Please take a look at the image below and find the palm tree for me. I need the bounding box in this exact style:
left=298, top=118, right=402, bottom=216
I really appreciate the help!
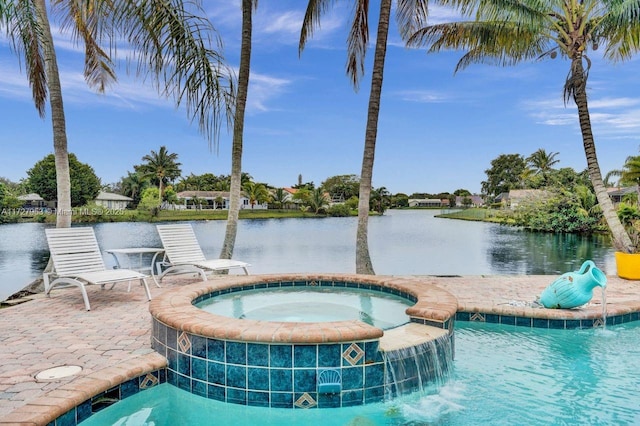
left=221, top=0, right=256, bottom=261
left=618, top=155, right=640, bottom=207
left=300, top=0, right=429, bottom=274
left=120, top=171, right=148, bottom=207
left=527, top=149, right=560, bottom=185
left=137, top=146, right=182, bottom=206
left=272, top=188, right=289, bottom=210
left=242, top=181, right=269, bottom=209
left=308, top=188, right=329, bottom=214
left=408, top=0, right=639, bottom=253
left=2, top=1, right=233, bottom=228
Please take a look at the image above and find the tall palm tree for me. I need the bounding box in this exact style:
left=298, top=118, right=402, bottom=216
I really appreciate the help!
left=300, top=0, right=429, bottom=274
left=619, top=155, right=640, bottom=207
left=221, top=0, right=256, bottom=261
left=2, top=0, right=234, bottom=228
left=527, top=149, right=560, bottom=185
left=408, top=0, right=639, bottom=253
left=137, top=146, right=182, bottom=205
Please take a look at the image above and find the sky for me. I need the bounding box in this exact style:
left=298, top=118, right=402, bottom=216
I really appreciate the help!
left=1, top=1, right=639, bottom=196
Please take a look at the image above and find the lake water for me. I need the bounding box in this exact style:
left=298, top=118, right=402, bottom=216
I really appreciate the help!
left=0, top=209, right=616, bottom=301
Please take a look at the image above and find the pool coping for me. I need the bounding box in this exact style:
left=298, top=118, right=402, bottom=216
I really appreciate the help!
left=149, top=274, right=459, bottom=344
left=2, top=274, right=639, bottom=425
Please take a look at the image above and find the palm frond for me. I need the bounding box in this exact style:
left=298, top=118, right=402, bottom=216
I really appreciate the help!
left=108, top=0, right=235, bottom=148
left=298, top=0, right=334, bottom=55
left=54, top=0, right=117, bottom=92
left=396, top=0, right=429, bottom=41
left=346, top=0, right=369, bottom=89
left=409, top=21, right=548, bottom=72
left=4, top=0, right=48, bottom=117
left=600, top=0, right=640, bottom=60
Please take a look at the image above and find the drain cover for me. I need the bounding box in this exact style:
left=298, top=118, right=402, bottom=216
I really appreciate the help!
left=35, top=365, right=82, bottom=380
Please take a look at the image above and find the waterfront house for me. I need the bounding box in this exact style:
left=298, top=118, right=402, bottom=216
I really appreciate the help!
left=95, top=192, right=133, bottom=210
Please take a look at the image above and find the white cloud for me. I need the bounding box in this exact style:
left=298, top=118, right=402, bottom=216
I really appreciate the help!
left=394, top=89, right=451, bottom=103
left=247, top=72, right=292, bottom=113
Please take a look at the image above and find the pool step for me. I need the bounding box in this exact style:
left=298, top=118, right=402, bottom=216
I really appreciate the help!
left=379, top=323, right=448, bottom=352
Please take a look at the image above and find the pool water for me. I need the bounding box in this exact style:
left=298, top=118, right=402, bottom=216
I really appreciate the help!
left=81, top=321, right=640, bottom=425
left=196, top=287, right=413, bottom=330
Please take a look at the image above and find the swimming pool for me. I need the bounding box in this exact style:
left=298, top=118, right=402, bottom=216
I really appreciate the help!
left=196, top=287, right=413, bottom=329
left=80, top=321, right=640, bottom=425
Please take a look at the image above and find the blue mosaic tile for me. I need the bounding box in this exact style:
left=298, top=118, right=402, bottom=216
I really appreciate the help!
left=294, top=345, right=317, bottom=368
left=248, top=391, right=270, bottom=407
left=342, top=366, right=363, bottom=390
left=364, top=341, right=383, bottom=363
left=533, top=318, right=549, bottom=329
left=334, top=281, right=346, bottom=287
left=281, top=281, right=294, bottom=287
left=485, top=314, right=500, bottom=324
left=247, top=343, right=269, bottom=367
left=294, top=369, right=316, bottom=393
left=191, top=335, right=207, bottom=359
left=270, top=345, right=293, bottom=368
left=191, top=357, right=206, bottom=381
left=55, top=409, right=75, bottom=426
left=270, top=369, right=293, bottom=392
left=207, top=361, right=225, bottom=385
left=177, top=375, right=191, bottom=392
left=515, top=316, right=532, bottom=327
left=318, top=344, right=341, bottom=367
left=159, top=368, right=166, bottom=384
left=565, top=319, right=581, bottom=329
left=207, top=339, right=225, bottom=362
left=76, top=399, right=92, bottom=423
left=178, top=353, right=191, bottom=376
left=226, top=341, right=247, bottom=365
left=456, top=312, right=471, bottom=321
left=120, top=378, right=138, bottom=399
left=192, top=380, right=207, bottom=398
left=247, top=367, right=270, bottom=391
left=166, top=369, right=177, bottom=386
left=227, top=388, right=247, bottom=405
left=500, top=315, right=516, bottom=326
left=166, top=328, right=177, bottom=350
left=317, top=392, right=340, bottom=408
left=548, top=319, right=566, bottom=329
left=342, top=389, right=364, bottom=407
left=207, top=384, right=225, bottom=401
left=364, top=386, right=384, bottom=404
left=271, top=392, right=293, bottom=408
left=226, top=365, right=247, bottom=388
left=364, top=364, right=385, bottom=388
left=167, top=349, right=177, bottom=371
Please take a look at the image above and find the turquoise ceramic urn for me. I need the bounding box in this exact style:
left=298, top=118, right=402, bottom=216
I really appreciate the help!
left=540, top=260, right=607, bottom=309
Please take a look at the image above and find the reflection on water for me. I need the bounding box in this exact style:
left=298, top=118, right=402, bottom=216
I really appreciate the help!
left=0, top=210, right=616, bottom=300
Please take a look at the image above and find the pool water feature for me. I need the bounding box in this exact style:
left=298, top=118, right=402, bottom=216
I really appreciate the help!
left=149, top=274, right=458, bottom=408
left=196, top=286, right=414, bottom=329
left=81, top=321, right=640, bottom=425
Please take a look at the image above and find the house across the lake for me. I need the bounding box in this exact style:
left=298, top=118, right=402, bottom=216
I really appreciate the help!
left=176, top=191, right=267, bottom=210
left=95, top=192, right=133, bottom=210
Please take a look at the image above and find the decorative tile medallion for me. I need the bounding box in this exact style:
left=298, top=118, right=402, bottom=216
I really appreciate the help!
left=470, top=313, right=486, bottom=322
left=139, top=373, right=159, bottom=389
left=294, top=392, right=317, bottom=409
left=342, top=343, right=364, bottom=366
left=593, top=318, right=605, bottom=328
left=178, top=332, right=192, bottom=353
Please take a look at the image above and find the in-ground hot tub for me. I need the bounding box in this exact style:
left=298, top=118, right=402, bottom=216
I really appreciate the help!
left=150, top=274, right=458, bottom=409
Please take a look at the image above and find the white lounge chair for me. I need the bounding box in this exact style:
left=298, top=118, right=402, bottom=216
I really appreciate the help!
left=44, top=227, right=152, bottom=311
left=156, top=224, right=250, bottom=281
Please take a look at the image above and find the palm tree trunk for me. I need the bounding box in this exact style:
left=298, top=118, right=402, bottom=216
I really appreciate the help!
left=573, top=59, right=634, bottom=253
left=221, top=0, right=252, bottom=260
left=355, top=0, right=391, bottom=275
left=34, top=0, right=71, bottom=228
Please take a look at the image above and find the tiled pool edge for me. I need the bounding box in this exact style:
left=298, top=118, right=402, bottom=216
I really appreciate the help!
left=2, top=353, right=167, bottom=426
left=149, top=274, right=458, bottom=409
left=456, top=310, right=640, bottom=328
